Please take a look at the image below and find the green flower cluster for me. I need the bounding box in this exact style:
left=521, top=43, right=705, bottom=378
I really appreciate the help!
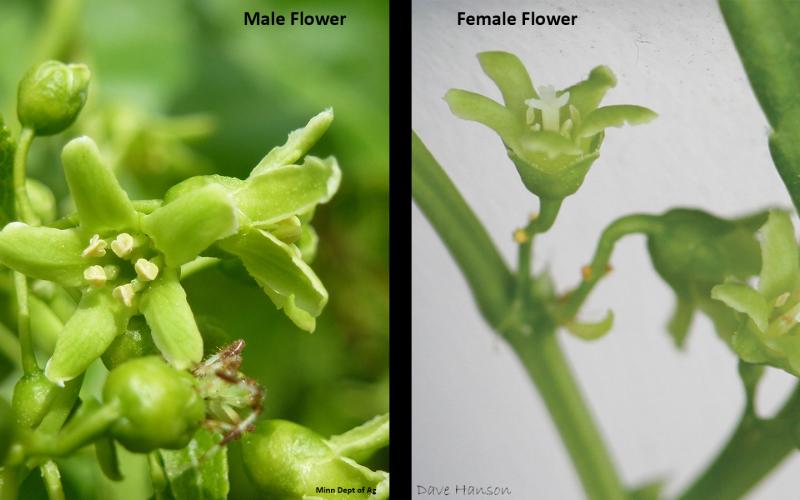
left=0, top=108, right=339, bottom=385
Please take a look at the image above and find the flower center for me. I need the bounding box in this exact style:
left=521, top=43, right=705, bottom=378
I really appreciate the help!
left=525, top=85, right=570, bottom=133
left=81, top=232, right=162, bottom=307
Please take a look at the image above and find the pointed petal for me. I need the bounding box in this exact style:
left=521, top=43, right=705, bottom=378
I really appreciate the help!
left=477, top=51, right=536, bottom=120
left=297, top=224, right=318, bottom=263
left=667, top=298, right=695, bottom=348
left=0, top=223, right=86, bottom=287
left=444, top=89, right=522, bottom=145
left=562, top=66, right=617, bottom=117
left=236, top=156, right=340, bottom=227
left=711, top=282, right=770, bottom=332
left=45, top=288, right=130, bottom=385
left=564, top=310, right=614, bottom=340
left=162, top=174, right=244, bottom=204
left=577, top=105, right=657, bottom=138
left=142, top=184, right=240, bottom=267
left=758, top=210, right=799, bottom=300
left=61, top=137, right=138, bottom=235
left=218, top=229, right=327, bottom=332
left=140, top=269, right=203, bottom=370
left=251, top=109, right=333, bottom=176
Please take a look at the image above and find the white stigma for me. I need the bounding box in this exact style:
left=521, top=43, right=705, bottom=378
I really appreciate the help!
left=82, top=234, right=107, bottom=258
left=134, top=258, right=159, bottom=281
left=111, top=233, right=135, bottom=258
left=112, top=283, right=136, bottom=307
left=525, top=86, right=570, bottom=132
left=83, top=265, right=107, bottom=287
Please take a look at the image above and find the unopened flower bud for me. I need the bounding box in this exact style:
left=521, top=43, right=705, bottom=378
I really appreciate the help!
left=17, top=61, right=90, bottom=135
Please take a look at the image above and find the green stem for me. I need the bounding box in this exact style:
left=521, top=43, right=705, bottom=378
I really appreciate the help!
left=505, top=327, right=626, bottom=500
left=557, top=214, right=663, bottom=322
left=412, top=131, right=513, bottom=327
left=13, top=272, right=35, bottom=374
left=0, top=465, right=19, bottom=500
left=180, top=257, right=220, bottom=280
left=514, top=199, right=562, bottom=302
left=40, top=461, right=64, bottom=500
left=13, top=128, right=35, bottom=225
left=678, top=384, right=800, bottom=500
left=27, top=401, right=121, bottom=458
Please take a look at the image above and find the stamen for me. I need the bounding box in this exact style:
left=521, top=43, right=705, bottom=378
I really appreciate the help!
left=560, top=118, right=573, bottom=137
left=83, top=265, right=107, bottom=287
left=110, top=233, right=135, bottom=258
left=112, top=283, right=136, bottom=307
left=525, top=86, right=570, bottom=132
left=82, top=234, right=107, bottom=258
left=513, top=228, right=530, bottom=244
left=134, top=258, right=159, bottom=281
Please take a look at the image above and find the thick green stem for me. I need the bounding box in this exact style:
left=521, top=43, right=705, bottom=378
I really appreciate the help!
left=557, top=214, right=663, bottom=322
left=412, top=131, right=513, bottom=327
left=678, top=384, right=800, bottom=500
left=506, top=327, right=626, bottom=500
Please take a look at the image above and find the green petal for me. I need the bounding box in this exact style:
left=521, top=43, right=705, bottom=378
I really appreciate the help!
left=0, top=224, right=86, bottom=287
left=297, top=224, right=319, bottom=263
left=264, top=216, right=302, bottom=244
left=758, top=210, right=799, bottom=300
left=476, top=51, right=536, bottom=120
left=29, top=295, right=63, bottom=356
left=236, top=156, right=341, bottom=227
left=140, top=269, right=203, bottom=370
left=562, top=66, right=617, bottom=117
left=564, top=310, right=614, bottom=340
left=251, top=109, right=334, bottom=176
left=45, top=288, right=130, bottom=385
left=61, top=137, right=138, bottom=235
left=444, top=89, right=521, bottom=144
left=163, top=174, right=245, bottom=204
left=667, top=298, right=695, bottom=348
left=711, top=283, right=770, bottom=332
left=577, top=105, right=657, bottom=138
left=519, top=131, right=582, bottom=159
left=218, top=229, right=328, bottom=332
left=143, top=184, right=240, bottom=267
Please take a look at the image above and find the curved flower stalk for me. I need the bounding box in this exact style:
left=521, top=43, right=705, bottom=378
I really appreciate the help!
left=711, top=210, right=800, bottom=376
left=445, top=51, right=656, bottom=202
left=0, top=110, right=340, bottom=385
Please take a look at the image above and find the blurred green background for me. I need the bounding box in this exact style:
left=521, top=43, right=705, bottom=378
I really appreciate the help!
left=0, top=0, right=388, bottom=497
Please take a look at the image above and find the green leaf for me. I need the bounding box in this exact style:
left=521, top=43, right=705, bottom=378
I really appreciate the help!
left=578, top=105, right=657, bottom=138
left=720, top=0, right=800, bottom=128
left=711, top=282, right=769, bottom=332
left=45, top=288, right=130, bottom=385
left=476, top=51, right=536, bottom=120
left=143, top=184, right=240, bottom=267
left=768, top=114, right=800, bottom=214
left=564, top=310, right=614, bottom=340
left=327, top=414, right=389, bottom=464
left=140, top=269, right=203, bottom=370
left=562, top=65, right=617, bottom=118
left=444, top=89, right=521, bottom=143
left=158, top=428, right=228, bottom=500
left=0, top=116, right=15, bottom=227
left=251, top=109, right=334, bottom=176
left=0, top=224, right=86, bottom=287
left=218, top=229, right=328, bottom=332
left=236, top=156, right=341, bottom=227
left=628, top=480, right=664, bottom=500
left=61, top=137, right=138, bottom=236
left=757, top=210, right=798, bottom=301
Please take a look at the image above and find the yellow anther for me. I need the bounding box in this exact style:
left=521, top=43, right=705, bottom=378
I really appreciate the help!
left=134, top=258, right=159, bottom=281
left=81, top=234, right=107, bottom=258
left=581, top=265, right=593, bottom=281
left=83, top=265, right=107, bottom=287
left=112, top=283, right=136, bottom=307
left=513, top=229, right=530, bottom=244
left=111, top=233, right=135, bottom=258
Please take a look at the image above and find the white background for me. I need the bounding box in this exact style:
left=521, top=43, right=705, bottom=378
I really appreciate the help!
left=412, top=0, right=800, bottom=498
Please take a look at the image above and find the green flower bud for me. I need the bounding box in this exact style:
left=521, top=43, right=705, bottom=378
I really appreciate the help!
left=17, top=61, right=90, bottom=136
left=101, top=316, right=157, bottom=371
left=103, top=356, right=204, bottom=453
left=646, top=208, right=765, bottom=347
left=12, top=369, right=58, bottom=428
left=241, top=420, right=387, bottom=499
